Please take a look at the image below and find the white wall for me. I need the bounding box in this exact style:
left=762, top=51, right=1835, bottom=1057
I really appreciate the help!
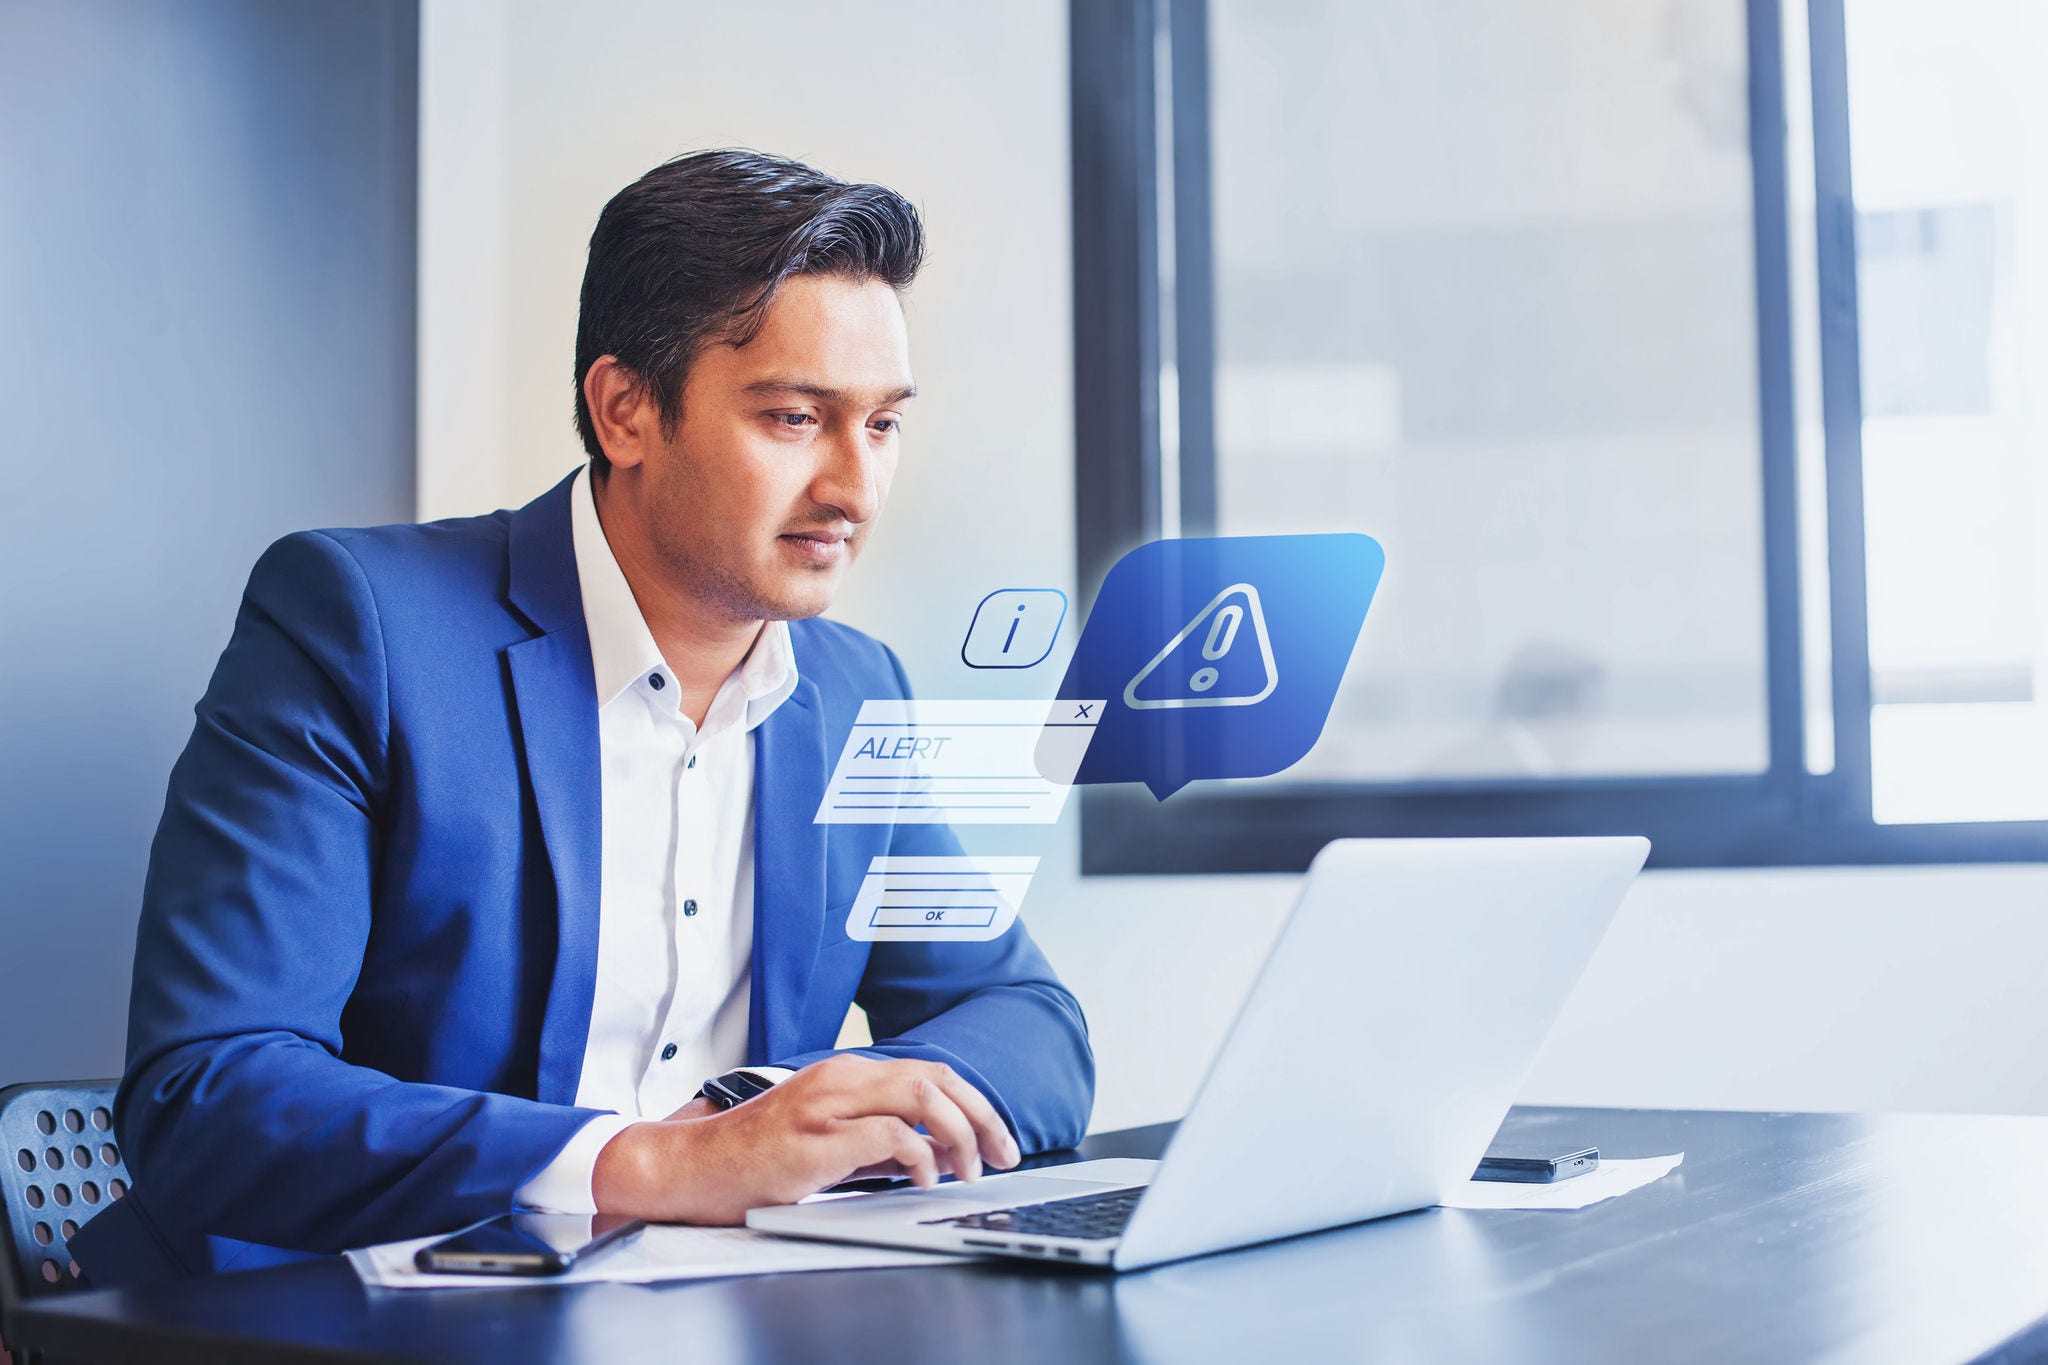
left=420, top=0, right=2048, bottom=1135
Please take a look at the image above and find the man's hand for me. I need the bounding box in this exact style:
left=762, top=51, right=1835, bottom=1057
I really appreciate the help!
left=590, top=1054, right=1022, bottom=1224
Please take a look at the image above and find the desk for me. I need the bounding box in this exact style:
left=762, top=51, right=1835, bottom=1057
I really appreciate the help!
left=17, top=1107, right=2048, bottom=1364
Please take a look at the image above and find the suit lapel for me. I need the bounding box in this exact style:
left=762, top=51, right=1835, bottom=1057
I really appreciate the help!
left=749, top=674, right=829, bottom=1063
left=504, top=473, right=603, bottom=1107
left=503, top=471, right=838, bottom=1088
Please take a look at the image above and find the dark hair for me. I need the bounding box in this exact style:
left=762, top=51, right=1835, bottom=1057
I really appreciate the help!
left=573, top=149, right=926, bottom=468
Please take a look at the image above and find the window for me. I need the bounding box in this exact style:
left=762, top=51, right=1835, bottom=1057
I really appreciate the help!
left=1069, top=0, right=2048, bottom=871
left=1843, top=0, right=2048, bottom=827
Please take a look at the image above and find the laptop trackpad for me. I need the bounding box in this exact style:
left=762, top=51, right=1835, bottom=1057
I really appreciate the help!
left=798, top=1158, right=1160, bottom=1222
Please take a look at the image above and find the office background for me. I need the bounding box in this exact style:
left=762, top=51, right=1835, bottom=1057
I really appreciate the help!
left=3, top=0, right=2044, bottom=1136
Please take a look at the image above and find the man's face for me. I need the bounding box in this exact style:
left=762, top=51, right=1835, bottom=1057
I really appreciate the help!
left=635, top=272, right=914, bottom=623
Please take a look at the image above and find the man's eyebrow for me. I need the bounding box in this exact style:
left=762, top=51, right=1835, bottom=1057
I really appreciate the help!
left=742, top=378, right=918, bottom=405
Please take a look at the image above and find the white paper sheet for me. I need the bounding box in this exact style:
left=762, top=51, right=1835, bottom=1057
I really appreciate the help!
left=346, top=1222, right=965, bottom=1290
left=1439, top=1152, right=1684, bottom=1211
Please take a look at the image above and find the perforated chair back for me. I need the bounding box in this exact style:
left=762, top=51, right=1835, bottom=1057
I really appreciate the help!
left=0, top=1081, right=129, bottom=1311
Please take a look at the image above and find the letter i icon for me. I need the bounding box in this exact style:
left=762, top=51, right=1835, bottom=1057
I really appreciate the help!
left=962, top=589, right=1069, bottom=669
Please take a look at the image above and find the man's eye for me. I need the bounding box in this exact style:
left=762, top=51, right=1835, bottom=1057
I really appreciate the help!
left=775, top=413, right=816, bottom=428
left=870, top=418, right=899, bottom=434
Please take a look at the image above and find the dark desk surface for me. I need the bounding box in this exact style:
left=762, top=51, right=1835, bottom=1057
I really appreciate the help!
left=18, top=1106, right=2048, bottom=1365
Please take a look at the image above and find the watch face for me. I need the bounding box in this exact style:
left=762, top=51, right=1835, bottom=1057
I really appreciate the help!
left=702, top=1071, right=772, bottom=1109
left=724, top=1072, right=773, bottom=1101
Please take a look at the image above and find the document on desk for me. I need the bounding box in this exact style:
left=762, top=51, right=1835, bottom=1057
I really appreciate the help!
left=347, top=1222, right=966, bottom=1290
left=1440, top=1152, right=1684, bottom=1211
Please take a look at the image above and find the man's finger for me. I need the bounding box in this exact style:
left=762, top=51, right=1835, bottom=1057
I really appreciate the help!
left=893, top=1074, right=982, bottom=1183
left=915, top=1063, right=1019, bottom=1169
left=847, top=1135, right=952, bottom=1184
left=846, top=1115, right=937, bottom=1189
left=799, top=1056, right=1020, bottom=1172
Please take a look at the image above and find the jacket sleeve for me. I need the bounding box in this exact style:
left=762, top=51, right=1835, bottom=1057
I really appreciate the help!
left=766, top=647, right=1096, bottom=1155
left=115, top=531, right=606, bottom=1255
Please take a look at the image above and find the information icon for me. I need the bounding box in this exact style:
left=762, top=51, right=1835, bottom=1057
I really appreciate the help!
left=961, top=588, right=1067, bottom=669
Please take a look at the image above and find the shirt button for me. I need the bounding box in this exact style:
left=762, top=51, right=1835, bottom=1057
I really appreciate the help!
left=686, top=754, right=697, bottom=770
left=661, top=1042, right=678, bottom=1061
left=683, top=898, right=699, bottom=918
left=648, top=673, right=666, bottom=691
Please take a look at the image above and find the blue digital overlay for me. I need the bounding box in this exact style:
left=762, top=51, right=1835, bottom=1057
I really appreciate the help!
left=1045, top=534, right=1384, bottom=799
left=961, top=588, right=1068, bottom=669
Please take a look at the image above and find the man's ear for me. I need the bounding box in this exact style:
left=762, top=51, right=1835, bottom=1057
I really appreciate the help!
left=582, top=356, right=660, bottom=472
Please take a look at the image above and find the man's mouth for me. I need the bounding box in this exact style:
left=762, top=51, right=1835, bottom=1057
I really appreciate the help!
left=780, top=529, right=851, bottom=565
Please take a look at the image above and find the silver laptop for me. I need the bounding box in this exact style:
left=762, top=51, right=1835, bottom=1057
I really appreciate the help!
left=748, top=835, right=1649, bottom=1272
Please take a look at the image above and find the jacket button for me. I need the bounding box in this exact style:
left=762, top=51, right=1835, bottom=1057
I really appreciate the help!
left=682, top=899, right=699, bottom=918
left=661, top=1043, right=678, bottom=1061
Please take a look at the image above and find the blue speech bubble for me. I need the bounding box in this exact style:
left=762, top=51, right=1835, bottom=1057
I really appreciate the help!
left=1047, top=534, right=1383, bottom=799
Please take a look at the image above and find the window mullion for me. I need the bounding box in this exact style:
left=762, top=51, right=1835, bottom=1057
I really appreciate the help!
left=1748, top=0, right=1813, bottom=810
left=1806, top=0, right=1876, bottom=823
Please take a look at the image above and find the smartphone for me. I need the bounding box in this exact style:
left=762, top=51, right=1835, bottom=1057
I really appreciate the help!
left=1472, top=1147, right=1599, bottom=1183
left=414, top=1212, right=647, bottom=1276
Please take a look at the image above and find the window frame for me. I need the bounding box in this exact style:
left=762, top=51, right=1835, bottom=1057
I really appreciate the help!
left=1068, top=0, right=2048, bottom=873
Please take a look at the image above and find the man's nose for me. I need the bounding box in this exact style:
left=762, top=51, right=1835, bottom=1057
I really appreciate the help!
left=811, top=426, right=880, bottom=525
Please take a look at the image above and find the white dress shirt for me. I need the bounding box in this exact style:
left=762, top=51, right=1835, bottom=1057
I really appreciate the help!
left=514, top=464, right=798, bottom=1213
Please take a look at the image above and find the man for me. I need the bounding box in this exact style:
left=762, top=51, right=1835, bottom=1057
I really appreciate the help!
left=75, top=150, right=1094, bottom=1282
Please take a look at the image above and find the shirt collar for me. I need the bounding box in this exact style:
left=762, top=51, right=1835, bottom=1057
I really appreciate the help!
left=569, top=463, right=798, bottom=729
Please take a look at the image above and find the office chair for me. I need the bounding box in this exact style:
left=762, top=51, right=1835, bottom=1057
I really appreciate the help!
left=0, top=1081, right=129, bottom=1365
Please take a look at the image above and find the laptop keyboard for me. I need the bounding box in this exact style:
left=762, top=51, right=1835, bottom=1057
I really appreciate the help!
left=921, top=1186, right=1145, bottom=1242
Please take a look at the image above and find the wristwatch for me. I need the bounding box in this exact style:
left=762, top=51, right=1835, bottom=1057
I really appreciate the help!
left=696, top=1066, right=794, bottom=1110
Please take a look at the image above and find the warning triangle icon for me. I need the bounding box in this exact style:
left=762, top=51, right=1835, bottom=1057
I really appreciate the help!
left=1122, top=582, right=1278, bottom=710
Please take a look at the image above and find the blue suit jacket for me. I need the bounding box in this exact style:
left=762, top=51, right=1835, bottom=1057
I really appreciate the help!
left=75, top=472, right=1093, bottom=1283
